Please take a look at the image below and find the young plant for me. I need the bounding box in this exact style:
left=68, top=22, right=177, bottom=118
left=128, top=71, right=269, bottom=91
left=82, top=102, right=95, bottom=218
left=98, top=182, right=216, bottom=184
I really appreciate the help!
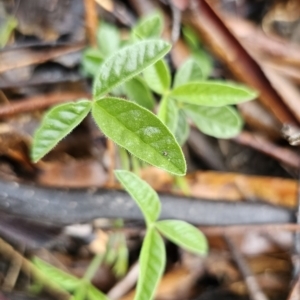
left=82, top=13, right=257, bottom=148
left=31, top=40, right=186, bottom=176
left=31, top=221, right=128, bottom=300
left=32, top=256, right=108, bottom=300
left=115, top=170, right=208, bottom=300
left=31, top=16, right=257, bottom=300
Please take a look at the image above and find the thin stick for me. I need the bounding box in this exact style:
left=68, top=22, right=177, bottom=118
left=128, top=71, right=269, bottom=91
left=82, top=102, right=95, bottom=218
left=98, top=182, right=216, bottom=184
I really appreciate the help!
left=233, top=131, right=300, bottom=169
left=107, top=262, right=139, bottom=300
left=1, top=245, right=23, bottom=291
left=0, top=92, right=90, bottom=118
left=0, top=238, right=70, bottom=300
left=225, top=235, right=269, bottom=300
left=169, top=1, right=182, bottom=44
left=200, top=224, right=300, bottom=236
left=83, top=0, right=98, bottom=48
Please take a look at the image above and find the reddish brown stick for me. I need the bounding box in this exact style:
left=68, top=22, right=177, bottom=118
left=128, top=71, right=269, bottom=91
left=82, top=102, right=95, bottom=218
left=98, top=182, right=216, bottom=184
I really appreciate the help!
left=84, top=0, right=98, bottom=47
left=0, top=92, right=91, bottom=118
left=184, top=0, right=298, bottom=125
left=200, top=224, right=300, bottom=236
left=233, top=131, right=300, bottom=169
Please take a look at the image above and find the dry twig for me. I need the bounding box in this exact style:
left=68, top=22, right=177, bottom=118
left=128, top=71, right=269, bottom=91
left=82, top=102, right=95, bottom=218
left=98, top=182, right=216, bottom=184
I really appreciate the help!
left=201, top=224, right=300, bottom=236
left=83, top=0, right=98, bottom=47
left=225, top=235, right=269, bottom=300
left=0, top=238, right=70, bottom=300
left=0, top=92, right=90, bottom=118
left=107, top=262, right=139, bottom=300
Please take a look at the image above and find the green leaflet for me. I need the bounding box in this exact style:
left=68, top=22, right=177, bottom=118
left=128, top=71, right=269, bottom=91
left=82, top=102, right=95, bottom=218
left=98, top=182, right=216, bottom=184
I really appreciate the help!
left=74, top=283, right=88, bottom=300
left=124, top=77, right=155, bottom=110
left=184, top=104, right=243, bottom=138
left=0, top=16, right=17, bottom=48
left=174, top=109, right=190, bottom=146
left=97, top=22, right=120, bottom=57
left=135, top=228, right=165, bottom=300
left=92, top=98, right=186, bottom=176
left=115, top=170, right=161, bottom=225
left=170, top=81, right=258, bottom=106
left=32, top=257, right=81, bottom=291
left=82, top=47, right=104, bottom=77
left=182, top=26, right=199, bottom=51
left=86, top=284, right=109, bottom=300
left=155, top=220, right=208, bottom=255
left=182, top=26, right=213, bottom=80
left=193, top=51, right=213, bottom=80
left=33, top=258, right=108, bottom=300
left=143, top=59, right=171, bottom=95
left=132, top=11, right=163, bottom=40
left=158, top=96, right=178, bottom=133
left=173, top=57, right=203, bottom=88
left=93, top=40, right=171, bottom=99
left=31, top=100, right=92, bottom=162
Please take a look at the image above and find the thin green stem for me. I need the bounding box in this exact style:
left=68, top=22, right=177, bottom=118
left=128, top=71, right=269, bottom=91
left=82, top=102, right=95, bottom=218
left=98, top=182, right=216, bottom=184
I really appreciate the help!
left=83, top=253, right=104, bottom=282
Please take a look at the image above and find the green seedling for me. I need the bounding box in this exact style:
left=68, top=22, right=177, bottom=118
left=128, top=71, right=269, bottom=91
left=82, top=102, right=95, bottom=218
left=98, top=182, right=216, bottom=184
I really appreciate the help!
left=32, top=39, right=186, bottom=176
left=31, top=12, right=258, bottom=300
left=32, top=256, right=108, bottom=300
left=115, top=170, right=208, bottom=300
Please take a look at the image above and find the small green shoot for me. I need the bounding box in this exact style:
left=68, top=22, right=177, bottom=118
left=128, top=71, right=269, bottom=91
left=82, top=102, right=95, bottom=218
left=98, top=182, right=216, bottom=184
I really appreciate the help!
left=32, top=257, right=108, bottom=300
left=31, top=40, right=186, bottom=176
left=115, top=170, right=208, bottom=300
left=30, top=14, right=259, bottom=300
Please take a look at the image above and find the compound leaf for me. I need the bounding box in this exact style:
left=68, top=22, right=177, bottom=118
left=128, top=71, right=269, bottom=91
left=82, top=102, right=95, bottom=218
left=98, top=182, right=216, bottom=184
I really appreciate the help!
left=134, top=228, right=165, bottom=300
left=184, top=104, right=243, bottom=138
left=174, top=109, right=190, bottom=145
left=132, top=11, right=163, bottom=40
left=173, top=57, right=203, bottom=88
left=158, top=96, right=178, bottom=133
left=115, top=170, right=161, bottom=225
left=170, top=81, right=258, bottom=106
left=92, top=97, right=186, bottom=175
left=143, top=59, right=171, bottom=95
left=124, top=77, right=155, bottom=110
left=31, top=100, right=91, bottom=162
left=93, top=40, right=171, bottom=99
left=155, top=220, right=208, bottom=255
left=32, top=257, right=81, bottom=291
